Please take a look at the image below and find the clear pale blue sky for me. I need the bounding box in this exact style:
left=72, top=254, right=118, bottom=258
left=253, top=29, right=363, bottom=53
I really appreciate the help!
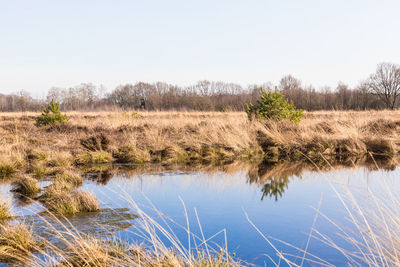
left=1, top=0, right=400, bottom=97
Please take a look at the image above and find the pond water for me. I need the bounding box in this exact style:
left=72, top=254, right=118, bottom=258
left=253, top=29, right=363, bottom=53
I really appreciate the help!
left=2, top=162, right=399, bottom=266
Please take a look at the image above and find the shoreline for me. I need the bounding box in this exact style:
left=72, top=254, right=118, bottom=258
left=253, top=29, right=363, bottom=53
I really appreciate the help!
left=1, top=110, right=400, bottom=180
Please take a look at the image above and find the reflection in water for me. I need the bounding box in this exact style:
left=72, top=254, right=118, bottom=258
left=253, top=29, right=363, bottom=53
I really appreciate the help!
left=247, top=162, right=306, bottom=201
left=13, top=194, right=36, bottom=207
left=2, top=158, right=400, bottom=266
left=260, top=177, right=289, bottom=201
left=82, top=157, right=400, bottom=202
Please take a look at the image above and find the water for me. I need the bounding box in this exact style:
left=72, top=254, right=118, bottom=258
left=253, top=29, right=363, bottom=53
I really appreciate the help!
left=2, top=162, right=399, bottom=266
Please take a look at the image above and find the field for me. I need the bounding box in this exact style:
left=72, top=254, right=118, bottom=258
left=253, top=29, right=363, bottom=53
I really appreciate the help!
left=0, top=110, right=399, bottom=176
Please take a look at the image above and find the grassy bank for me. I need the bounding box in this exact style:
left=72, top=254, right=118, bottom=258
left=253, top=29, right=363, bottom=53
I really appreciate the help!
left=1, top=110, right=399, bottom=176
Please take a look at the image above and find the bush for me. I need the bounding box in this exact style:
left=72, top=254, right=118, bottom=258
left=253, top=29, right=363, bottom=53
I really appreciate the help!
left=245, top=87, right=303, bottom=123
left=36, top=99, right=67, bottom=126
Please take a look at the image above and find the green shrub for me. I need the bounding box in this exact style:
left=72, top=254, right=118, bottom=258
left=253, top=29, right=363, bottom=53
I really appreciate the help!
left=245, top=87, right=303, bottom=123
left=36, top=99, right=67, bottom=126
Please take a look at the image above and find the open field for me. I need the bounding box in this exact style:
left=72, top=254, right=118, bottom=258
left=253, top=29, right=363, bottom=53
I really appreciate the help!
left=0, top=110, right=399, bottom=179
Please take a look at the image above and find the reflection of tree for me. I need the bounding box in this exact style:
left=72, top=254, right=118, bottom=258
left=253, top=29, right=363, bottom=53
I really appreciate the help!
left=247, top=162, right=306, bottom=201
left=260, top=175, right=290, bottom=201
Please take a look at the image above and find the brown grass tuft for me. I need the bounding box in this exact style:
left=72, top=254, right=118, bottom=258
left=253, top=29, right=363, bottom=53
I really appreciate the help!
left=42, top=190, right=100, bottom=215
left=12, top=176, right=41, bottom=198
left=0, top=223, right=37, bottom=263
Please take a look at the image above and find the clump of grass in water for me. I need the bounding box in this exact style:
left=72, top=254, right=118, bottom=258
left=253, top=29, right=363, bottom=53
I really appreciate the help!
left=12, top=176, right=41, bottom=198
left=42, top=191, right=100, bottom=215
left=55, top=171, right=83, bottom=187
left=40, top=171, right=82, bottom=200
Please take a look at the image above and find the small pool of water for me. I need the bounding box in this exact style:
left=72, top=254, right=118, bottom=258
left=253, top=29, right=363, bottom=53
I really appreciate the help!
left=2, top=162, right=398, bottom=266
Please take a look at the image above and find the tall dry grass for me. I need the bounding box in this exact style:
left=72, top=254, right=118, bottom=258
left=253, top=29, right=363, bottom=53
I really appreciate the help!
left=0, top=110, right=399, bottom=170
left=0, top=195, right=244, bottom=267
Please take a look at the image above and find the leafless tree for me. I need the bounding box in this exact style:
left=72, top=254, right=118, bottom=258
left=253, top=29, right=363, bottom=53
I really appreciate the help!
left=368, top=62, right=400, bottom=109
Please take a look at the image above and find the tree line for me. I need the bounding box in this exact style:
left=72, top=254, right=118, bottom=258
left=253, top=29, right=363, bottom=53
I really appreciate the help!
left=1, top=62, right=400, bottom=112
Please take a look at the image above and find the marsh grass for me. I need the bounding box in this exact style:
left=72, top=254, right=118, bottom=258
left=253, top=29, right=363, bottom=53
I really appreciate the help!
left=0, top=200, right=11, bottom=220
left=12, top=176, right=41, bottom=198
left=0, top=163, right=17, bottom=179
left=55, top=171, right=83, bottom=187
left=314, top=178, right=400, bottom=266
left=2, top=110, right=400, bottom=176
left=0, top=223, right=38, bottom=263
left=113, top=146, right=151, bottom=164
left=0, top=192, right=243, bottom=266
left=42, top=191, right=100, bottom=215
left=76, top=150, right=114, bottom=165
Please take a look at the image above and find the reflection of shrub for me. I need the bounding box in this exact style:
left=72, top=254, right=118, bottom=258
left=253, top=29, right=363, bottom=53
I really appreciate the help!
left=245, top=88, right=303, bottom=123
left=36, top=99, right=67, bottom=126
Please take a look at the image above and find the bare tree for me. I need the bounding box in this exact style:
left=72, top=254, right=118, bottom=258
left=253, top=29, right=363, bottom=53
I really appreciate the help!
left=279, top=75, right=302, bottom=91
left=368, top=62, right=400, bottom=109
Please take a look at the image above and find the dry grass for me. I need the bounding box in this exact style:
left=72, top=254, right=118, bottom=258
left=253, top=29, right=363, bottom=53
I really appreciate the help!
left=41, top=190, right=100, bottom=215
left=0, top=200, right=11, bottom=220
left=0, top=194, right=243, bottom=266
left=55, top=170, right=83, bottom=187
left=0, top=223, right=38, bottom=263
left=12, top=175, right=41, bottom=198
left=1, top=110, right=399, bottom=182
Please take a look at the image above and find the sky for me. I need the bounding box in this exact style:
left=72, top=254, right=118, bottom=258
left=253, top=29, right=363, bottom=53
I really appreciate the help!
left=1, top=0, right=400, bottom=97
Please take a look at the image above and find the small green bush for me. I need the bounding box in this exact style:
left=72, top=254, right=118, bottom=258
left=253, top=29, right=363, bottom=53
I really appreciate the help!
left=245, top=87, right=303, bottom=123
left=36, top=99, right=67, bottom=126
